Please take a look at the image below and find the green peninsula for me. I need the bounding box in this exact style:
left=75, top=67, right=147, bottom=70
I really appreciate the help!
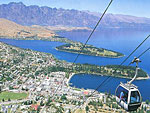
left=56, top=43, right=124, bottom=58
left=72, top=64, right=149, bottom=79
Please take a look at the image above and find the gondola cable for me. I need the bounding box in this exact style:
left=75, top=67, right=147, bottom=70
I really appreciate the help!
left=134, top=46, right=150, bottom=63
left=120, top=34, right=150, bottom=66
left=72, top=0, right=113, bottom=64
left=52, top=0, right=114, bottom=97
left=90, top=34, right=150, bottom=96
left=72, top=34, right=150, bottom=112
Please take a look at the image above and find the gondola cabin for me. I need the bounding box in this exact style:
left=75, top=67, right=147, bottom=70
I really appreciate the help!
left=115, top=82, right=142, bottom=111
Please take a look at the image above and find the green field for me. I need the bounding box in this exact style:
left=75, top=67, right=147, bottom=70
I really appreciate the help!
left=0, top=91, right=28, bottom=101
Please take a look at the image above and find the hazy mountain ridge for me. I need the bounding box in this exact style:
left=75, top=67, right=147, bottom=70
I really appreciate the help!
left=0, top=2, right=150, bottom=29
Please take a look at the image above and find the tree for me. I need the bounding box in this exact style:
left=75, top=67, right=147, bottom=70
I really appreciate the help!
left=24, top=101, right=28, bottom=105
left=37, top=106, right=40, bottom=113
left=78, top=101, right=81, bottom=106
left=144, top=106, right=147, bottom=111
left=146, top=100, right=149, bottom=104
left=40, top=100, right=44, bottom=106
left=65, top=73, right=69, bottom=79
left=86, top=106, right=89, bottom=112
left=0, top=86, right=2, bottom=93
left=35, top=97, right=39, bottom=101
left=46, top=97, right=52, bottom=106
left=68, top=109, right=71, bottom=113
left=2, top=98, right=4, bottom=102
left=8, top=98, right=11, bottom=101
left=61, top=95, right=67, bottom=100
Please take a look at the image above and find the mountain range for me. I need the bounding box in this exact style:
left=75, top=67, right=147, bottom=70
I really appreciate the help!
left=0, top=2, right=150, bottom=29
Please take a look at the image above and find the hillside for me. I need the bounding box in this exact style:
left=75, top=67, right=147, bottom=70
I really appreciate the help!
left=0, top=18, right=91, bottom=39
left=0, top=2, right=150, bottom=29
left=0, top=18, right=55, bottom=38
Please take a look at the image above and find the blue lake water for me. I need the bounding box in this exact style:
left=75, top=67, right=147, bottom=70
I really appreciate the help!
left=0, top=29, right=150, bottom=100
left=69, top=74, right=150, bottom=101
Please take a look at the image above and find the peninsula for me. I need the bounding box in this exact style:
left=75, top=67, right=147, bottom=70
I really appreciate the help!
left=72, top=64, right=149, bottom=79
left=56, top=43, right=124, bottom=58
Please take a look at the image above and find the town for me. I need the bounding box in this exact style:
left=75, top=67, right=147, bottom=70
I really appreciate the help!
left=0, top=42, right=150, bottom=113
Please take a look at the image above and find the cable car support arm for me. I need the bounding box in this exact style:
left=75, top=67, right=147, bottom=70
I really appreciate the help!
left=128, top=57, right=141, bottom=84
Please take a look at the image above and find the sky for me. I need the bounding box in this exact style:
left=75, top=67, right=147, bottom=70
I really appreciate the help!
left=0, top=0, right=150, bottom=18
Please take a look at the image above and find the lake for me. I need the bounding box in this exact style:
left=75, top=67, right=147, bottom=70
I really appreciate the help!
left=0, top=29, right=150, bottom=100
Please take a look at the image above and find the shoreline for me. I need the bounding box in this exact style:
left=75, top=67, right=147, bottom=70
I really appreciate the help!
left=66, top=73, right=75, bottom=87
left=136, top=74, right=150, bottom=80
left=68, top=72, right=150, bottom=81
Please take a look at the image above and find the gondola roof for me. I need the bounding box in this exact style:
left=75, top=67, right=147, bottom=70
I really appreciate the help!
left=120, top=82, right=138, bottom=91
